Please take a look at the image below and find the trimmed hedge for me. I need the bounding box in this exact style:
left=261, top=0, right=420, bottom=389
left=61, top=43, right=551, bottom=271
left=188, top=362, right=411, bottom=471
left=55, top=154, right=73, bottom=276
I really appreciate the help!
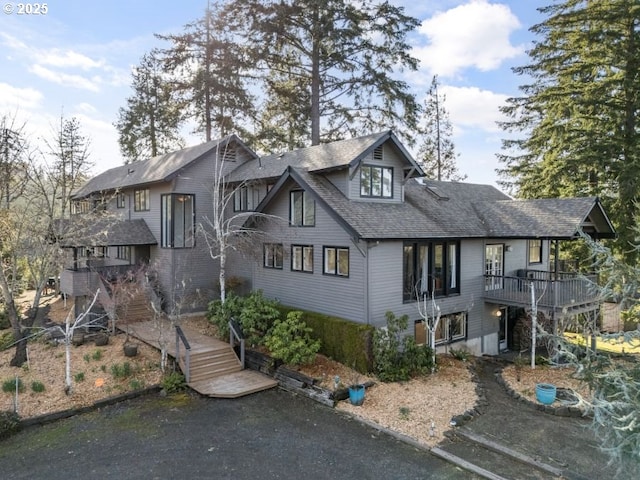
left=277, top=306, right=374, bottom=373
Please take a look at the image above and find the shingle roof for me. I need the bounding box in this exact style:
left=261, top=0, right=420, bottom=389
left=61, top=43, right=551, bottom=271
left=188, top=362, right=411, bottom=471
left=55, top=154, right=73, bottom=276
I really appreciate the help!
left=258, top=170, right=615, bottom=240
left=475, top=197, right=614, bottom=239
left=228, top=131, right=422, bottom=182
left=73, top=135, right=254, bottom=199
left=54, top=218, right=157, bottom=247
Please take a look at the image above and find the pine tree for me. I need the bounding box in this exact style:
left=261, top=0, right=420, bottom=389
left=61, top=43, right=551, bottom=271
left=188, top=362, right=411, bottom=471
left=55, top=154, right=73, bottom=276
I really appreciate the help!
left=498, top=0, right=640, bottom=262
left=222, top=0, right=421, bottom=147
left=417, top=76, right=466, bottom=182
left=45, top=115, right=93, bottom=218
left=156, top=1, right=255, bottom=142
left=115, top=51, right=186, bottom=163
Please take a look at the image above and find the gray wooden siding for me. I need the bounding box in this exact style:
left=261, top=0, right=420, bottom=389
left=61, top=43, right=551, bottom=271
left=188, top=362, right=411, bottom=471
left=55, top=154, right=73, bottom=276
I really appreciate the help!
left=369, top=240, right=487, bottom=340
left=252, top=178, right=367, bottom=323
left=347, top=142, right=405, bottom=203
left=324, top=170, right=348, bottom=196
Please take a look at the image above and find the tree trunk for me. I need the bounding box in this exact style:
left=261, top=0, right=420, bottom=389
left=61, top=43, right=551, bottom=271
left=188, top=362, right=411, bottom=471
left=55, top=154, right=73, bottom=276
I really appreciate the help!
left=310, top=7, right=321, bottom=146
left=0, top=266, right=26, bottom=367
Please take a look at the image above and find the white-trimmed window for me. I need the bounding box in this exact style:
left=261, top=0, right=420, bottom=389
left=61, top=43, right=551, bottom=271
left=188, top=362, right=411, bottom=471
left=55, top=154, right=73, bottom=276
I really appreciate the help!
left=264, top=243, right=283, bottom=269
left=323, top=246, right=349, bottom=277
left=116, top=192, right=125, bottom=209
left=292, top=245, right=313, bottom=273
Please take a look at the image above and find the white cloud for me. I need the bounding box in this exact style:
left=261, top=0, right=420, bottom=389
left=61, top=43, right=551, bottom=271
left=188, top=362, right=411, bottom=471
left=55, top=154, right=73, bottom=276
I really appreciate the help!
left=29, top=64, right=101, bottom=92
left=40, top=50, right=105, bottom=70
left=0, top=82, right=43, bottom=110
left=414, top=0, right=523, bottom=78
left=439, top=85, right=509, bottom=134
left=75, top=102, right=98, bottom=114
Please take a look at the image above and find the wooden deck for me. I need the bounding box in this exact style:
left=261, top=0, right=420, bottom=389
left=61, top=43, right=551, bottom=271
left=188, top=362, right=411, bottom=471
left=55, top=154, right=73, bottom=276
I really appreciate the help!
left=124, top=320, right=278, bottom=398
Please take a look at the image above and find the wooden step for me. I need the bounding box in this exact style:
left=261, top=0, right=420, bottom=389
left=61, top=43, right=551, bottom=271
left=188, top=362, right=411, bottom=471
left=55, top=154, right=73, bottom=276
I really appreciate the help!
left=189, top=370, right=279, bottom=398
left=126, top=320, right=278, bottom=398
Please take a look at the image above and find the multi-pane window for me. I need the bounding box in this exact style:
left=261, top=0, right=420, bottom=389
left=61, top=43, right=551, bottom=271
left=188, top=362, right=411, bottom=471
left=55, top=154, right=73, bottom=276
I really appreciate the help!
left=415, top=312, right=467, bottom=346
left=161, top=194, right=195, bottom=248
left=528, top=239, right=542, bottom=264
left=116, top=246, right=130, bottom=261
left=360, top=165, right=393, bottom=198
left=290, top=190, right=315, bottom=226
left=71, top=200, right=91, bottom=215
left=116, top=192, right=125, bottom=209
left=134, top=189, right=150, bottom=212
left=323, top=247, right=349, bottom=277
left=264, top=243, right=283, bottom=269
left=292, top=245, right=313, bottom=273
left=434, top=312, right=467, bottom=344
left=234, top=186, right=259, bottom=212
left=403, top=241, right=460, bottom=301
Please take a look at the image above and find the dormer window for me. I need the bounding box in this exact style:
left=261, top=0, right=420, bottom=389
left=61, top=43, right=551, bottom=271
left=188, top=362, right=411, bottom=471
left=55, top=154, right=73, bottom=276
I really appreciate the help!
left=360, top=165, right=393, bottom=198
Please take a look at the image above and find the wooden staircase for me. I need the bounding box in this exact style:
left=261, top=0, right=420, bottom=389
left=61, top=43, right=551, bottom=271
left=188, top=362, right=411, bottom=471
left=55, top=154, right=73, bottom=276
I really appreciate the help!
left=127, top=320, right=278, bottom=398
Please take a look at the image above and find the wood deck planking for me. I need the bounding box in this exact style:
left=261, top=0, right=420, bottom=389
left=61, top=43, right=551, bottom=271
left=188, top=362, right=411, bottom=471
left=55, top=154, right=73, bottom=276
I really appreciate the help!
left=124, top=320, right=278, bottom=398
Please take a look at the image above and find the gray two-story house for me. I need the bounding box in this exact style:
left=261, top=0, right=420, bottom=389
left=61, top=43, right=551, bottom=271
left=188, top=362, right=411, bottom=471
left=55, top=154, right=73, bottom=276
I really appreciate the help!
left=60, top=131, right=615, bottom=356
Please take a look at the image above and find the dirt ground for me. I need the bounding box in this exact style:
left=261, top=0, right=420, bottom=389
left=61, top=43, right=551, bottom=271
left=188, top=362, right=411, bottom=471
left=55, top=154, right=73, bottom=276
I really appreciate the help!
left=1, top=292, right=585, bottom=448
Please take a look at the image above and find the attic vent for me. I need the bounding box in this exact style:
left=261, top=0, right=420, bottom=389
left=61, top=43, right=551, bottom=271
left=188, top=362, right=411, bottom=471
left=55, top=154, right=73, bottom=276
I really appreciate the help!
left=373, top=145, right=383, bottom=161
left=222, top=146, right=236, bottom=162
left=426, top=185, right=449, bottom=200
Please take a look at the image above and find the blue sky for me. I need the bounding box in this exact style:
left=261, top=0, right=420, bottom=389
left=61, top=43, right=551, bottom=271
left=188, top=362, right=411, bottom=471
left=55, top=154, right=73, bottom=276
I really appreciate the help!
left=0, top=0, right=548, bottom=190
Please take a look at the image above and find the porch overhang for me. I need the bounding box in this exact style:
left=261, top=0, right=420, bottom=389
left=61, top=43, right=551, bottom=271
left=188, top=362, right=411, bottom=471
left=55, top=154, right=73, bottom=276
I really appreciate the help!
left=52, top=218, right=158, bottom=247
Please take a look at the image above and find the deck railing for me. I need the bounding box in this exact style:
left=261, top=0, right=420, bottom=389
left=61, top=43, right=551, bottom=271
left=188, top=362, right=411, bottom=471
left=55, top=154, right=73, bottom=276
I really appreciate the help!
left=484, top=272, right=600, bottom=310
left=229, top=318, right=245, bottom=369
left=175, top=325, right=191, bottom=382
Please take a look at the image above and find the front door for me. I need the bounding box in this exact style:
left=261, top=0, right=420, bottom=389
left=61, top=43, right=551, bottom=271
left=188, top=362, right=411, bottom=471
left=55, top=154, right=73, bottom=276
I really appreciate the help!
left=485, top=244, right=504, bottom=291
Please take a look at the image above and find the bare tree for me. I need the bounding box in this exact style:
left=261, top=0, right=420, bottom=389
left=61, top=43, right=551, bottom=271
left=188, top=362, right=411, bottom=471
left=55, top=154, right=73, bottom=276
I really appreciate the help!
left=48, top=290, right=104, bottom=394
left=416, top=289, right=441, bottom=374
left=199, top=141, right=281, bottom=303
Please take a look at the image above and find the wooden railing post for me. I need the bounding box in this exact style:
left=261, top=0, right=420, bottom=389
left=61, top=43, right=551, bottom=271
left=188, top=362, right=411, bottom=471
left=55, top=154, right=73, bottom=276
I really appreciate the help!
left=175, top=325, right=191, bottom=383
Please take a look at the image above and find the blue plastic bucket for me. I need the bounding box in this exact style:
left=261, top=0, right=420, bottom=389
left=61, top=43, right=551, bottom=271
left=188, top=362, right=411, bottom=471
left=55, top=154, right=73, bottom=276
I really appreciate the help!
left=536, top=383, right=556, bottom=405
left=348, top=385, right=365, bottom=406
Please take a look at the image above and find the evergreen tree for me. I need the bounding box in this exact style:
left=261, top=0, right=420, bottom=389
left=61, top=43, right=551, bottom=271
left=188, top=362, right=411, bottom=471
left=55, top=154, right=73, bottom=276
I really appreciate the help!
left=156, top=1, right=255, bottom=142
left=417, top=76, right=466, bottom=182
left=45, top=114, right=93, bottom=218
left=115, top=51, right=186, bottom=163
left=222, top=0, right=421, bottom=147
left=498, top=1, right=640, bottom=262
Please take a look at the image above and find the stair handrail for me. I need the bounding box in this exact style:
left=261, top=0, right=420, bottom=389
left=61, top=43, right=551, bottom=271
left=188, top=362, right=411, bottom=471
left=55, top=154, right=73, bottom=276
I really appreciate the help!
left=175, top=325, right=191, bottom=382
left=228, top=318, right=245, bottom=369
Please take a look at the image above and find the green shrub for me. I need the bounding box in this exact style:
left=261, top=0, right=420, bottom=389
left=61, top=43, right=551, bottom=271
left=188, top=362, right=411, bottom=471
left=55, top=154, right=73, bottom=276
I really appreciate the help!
left=207, top=291, right=244, bottom=339
left=0, top=331, right=14, bottom=351
left=373, top=311, right=434, bottom=382
left=31, top=381, right=45, bottom=393
left=111, top=362, right=132, bottom=379
left=2, top=377, right=25, bottom=394
left=161, top=372, right=186, bottom=393
left=277, top=306, right=374, bottom=373
left=0, top=306, right=10, bottom=330
left=0, top=410, right=21, bottom=440
left=129, top=379, right=144, bottom=390
left=207, top=290, right=281, bottom=346
left=74, top=372, right=85, bottom=382
left=449, top=347, right=472, bottom=362
left=92, top=349, right=103, bottom=361
left=83, top=353, right=91, bottom=363
left=265, top=311, right=321, bottom=366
